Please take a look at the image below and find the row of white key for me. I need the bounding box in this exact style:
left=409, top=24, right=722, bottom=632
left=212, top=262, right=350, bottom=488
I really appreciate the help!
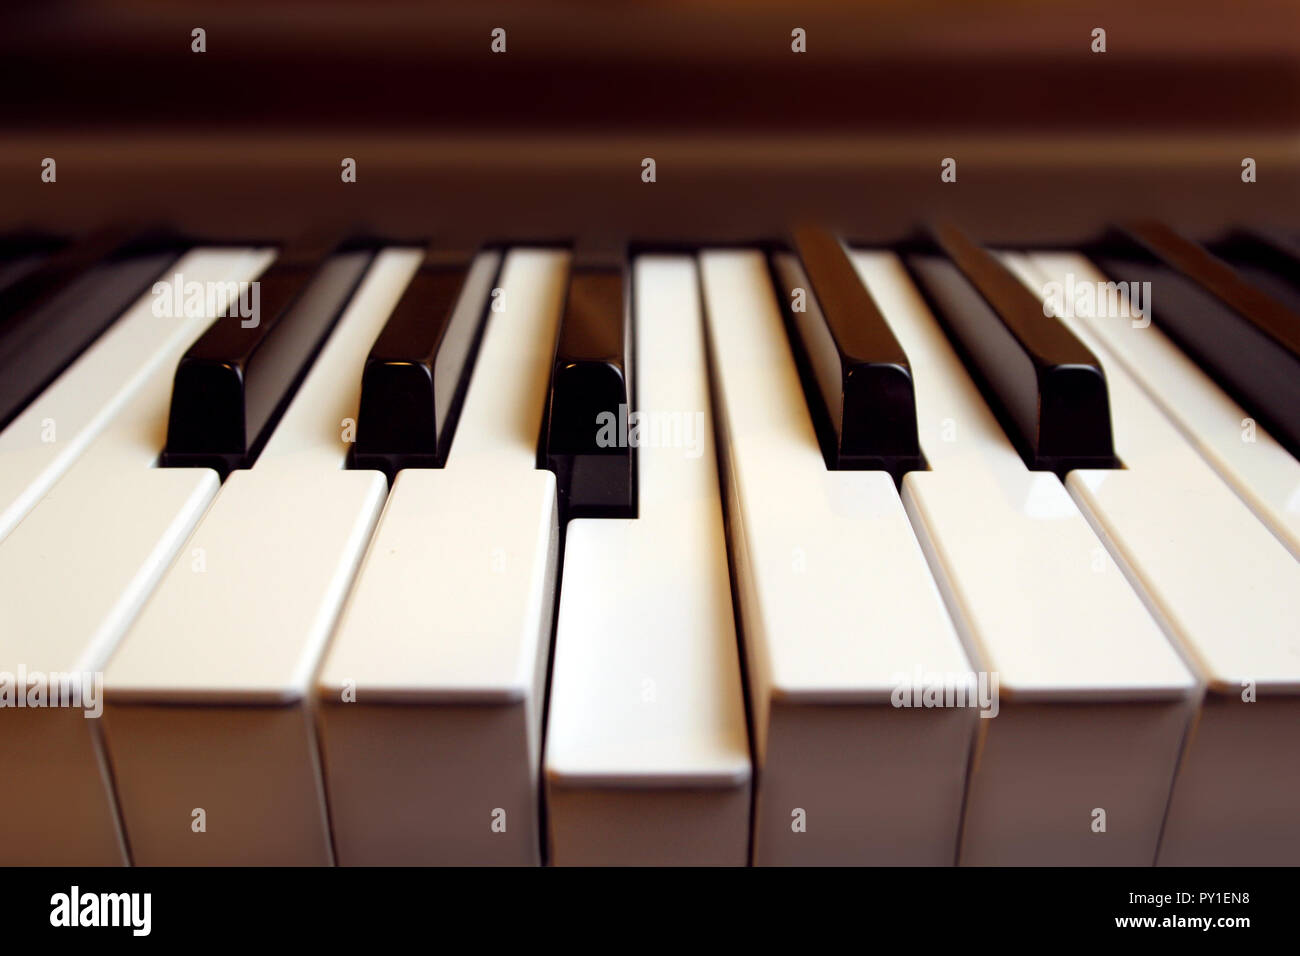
left=852, top=251, right=1197, bottom=866
left=100, top=248, right=397, bottom=865
left=0, top=248, right=274, bottom=864
left=1, top=240, right=1296, bottom=866
left=1010, top=252, right=1300, bottom=865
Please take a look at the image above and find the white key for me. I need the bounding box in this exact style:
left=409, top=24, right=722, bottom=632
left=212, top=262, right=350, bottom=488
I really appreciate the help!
left=850, top=250, right=1197, bottom=866
left=0, top=247, right=274, bottom=542
left=316, top=249, right=566, bottom=866
left=100, top=249, right=414, bottom=866
left=0, top=248, right=270, bottom=865
left=544, top=256, right=750, bottom=865
left=698, top=250, right=974, bottom=866
left=1014, top=252, right=1300, bottom=865
left=1031, top=251, right=1300, bottom=561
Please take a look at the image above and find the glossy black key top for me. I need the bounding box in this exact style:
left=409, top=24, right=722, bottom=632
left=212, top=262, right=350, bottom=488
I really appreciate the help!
left=540, top=256, right=636, bottom=519
left=907, top=224, right=1117, bottom=472
left=349, top=246, right=502, bottom=479
left=1096, top=222, right=1300, bottom=459
left=1211, top=230, right=1300, bottom=314
left=0, top=233, right=181, bottom=431
left=770, top=226, right=923, bottom=476
left=0, top=225, right=145, bottom=329
left=161, top=234, right=373, bottom=477
left=0, top=234, right=61, bottom=301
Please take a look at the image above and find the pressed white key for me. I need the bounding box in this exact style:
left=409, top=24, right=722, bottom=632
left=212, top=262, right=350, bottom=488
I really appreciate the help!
left=544, top=256, right=750, bottom=865
left=316, top=249, right=566, bottom=866
left=0, top=247, right=274, bottom=542
left=0, top=248, right=270, bottom=865
left=850, top=250, right=1196, bottom=866
left=699, top=250, right=974, bottom=866
left=1014, top=252, right=1300, bottom=865
left=1030, top=251, right=1300, bottom=560
left=100, top=249, right=415, bottom=866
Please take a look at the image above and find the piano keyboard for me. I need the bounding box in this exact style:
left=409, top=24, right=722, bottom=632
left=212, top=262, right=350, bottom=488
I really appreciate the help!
left=1, top=226, right=1297, bottom=867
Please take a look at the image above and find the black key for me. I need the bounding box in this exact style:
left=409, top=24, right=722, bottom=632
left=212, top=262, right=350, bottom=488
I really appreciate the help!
left=540, top=256, right=636, bottom=519
left=1096, top=222, right=1300, bottom=459
left=770, top=226, right=923, bottom=476
left=349, top=246, right=502, bottom=479
left=907, top=224, right=1118, bottom=472
left=161, top=234, right=373, bottom=477
left=1211, top=230, right=1300, bottom=314
left=0, top=234, right=61, bottom=298
left=0, top=225, right=143, bottom=329
left=0, top=233, right=181, bottom=431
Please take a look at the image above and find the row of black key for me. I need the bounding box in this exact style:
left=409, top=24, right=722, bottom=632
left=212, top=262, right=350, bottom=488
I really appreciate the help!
left=777, top=224, right=1300, bottom=477
left=2, top=227, right=1296, bottom=511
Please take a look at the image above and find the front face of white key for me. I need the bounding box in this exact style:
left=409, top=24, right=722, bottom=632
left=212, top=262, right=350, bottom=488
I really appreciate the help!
left=543, top=255, right=751, bottom=866
left=316, top=249, right=567, bottom=866
left=699, top=250, right=976, bottom=866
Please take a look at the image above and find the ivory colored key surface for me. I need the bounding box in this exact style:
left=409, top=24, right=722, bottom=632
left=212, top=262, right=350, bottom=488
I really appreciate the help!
left=1015, top=252, right=1300, bottom=866
left=317, top=249, right=566, bottom=866
left=545, top=255, right=750, bottom=866
left=1029, top=251, right=1300, bottom=561
left=100, top=249, right=417, bottom=866
left=850, top=250, right=1197, bottom=866
left=0, top=248, right=270, bottom=865
left=0, top=248, right=275, bottom=542
left=699, top=250, right=974, bottom=866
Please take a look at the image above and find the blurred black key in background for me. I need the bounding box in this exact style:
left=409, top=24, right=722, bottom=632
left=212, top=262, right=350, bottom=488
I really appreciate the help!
left=1096, top=221, right=1300, bottom=459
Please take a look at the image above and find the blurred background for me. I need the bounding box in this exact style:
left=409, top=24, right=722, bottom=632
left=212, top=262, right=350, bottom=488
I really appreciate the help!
left=1, top=0, right=1297, bottom=245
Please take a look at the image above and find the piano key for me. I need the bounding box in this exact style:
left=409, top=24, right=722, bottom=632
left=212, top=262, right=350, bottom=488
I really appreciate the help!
left=0, top=252, right=271, bottom=865
left=0, top=225, right=142, bottom=330
left=770, top=225, right=922, bottom=474
left=1097, top=221, right=1300, bottom=459
left=316, top=248, right=566, bottom=866
left=0, top=247, right=275, bottom=543
left=99, top=249, right=421, bottom=866
left=544, top=254, right=750, bottom=866
left=0, top=234, right=60, bottom=297
left=1211, top=230, right=1300, bottom=313
left=349, top=247, right=501, bottom=478
left=1013, top=251, right=1300, bottom=866
left=161, top=234, right=373, bottom=476
left=540, top=260, right=636, bottom=518
left=850, top=249, right=1196, bottom=866
left=0, top=238, right=181, bottom=431
left=1029, top=250, right=1300, bottom=560
left=698, top=249, right=974, bottom=866
left=907, top=224, right=1117, bottom=472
